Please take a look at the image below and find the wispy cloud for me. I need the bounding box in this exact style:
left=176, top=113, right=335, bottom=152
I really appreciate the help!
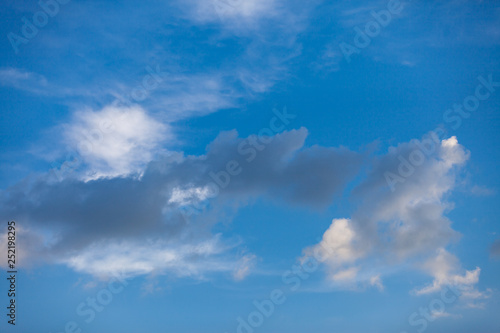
left=470, top=185, right=496, bottom=197
left=315, top=0, right=500, bottom=69
left=0, top=67, right=49, bottom=94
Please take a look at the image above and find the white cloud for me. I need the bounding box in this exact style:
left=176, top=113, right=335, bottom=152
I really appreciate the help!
left=311, top=218, right=362, bottom=267
left=0, top=226, right=247, bottom=281
left=304, top=135, right=483, bottom=295
left=168, top=185, right=212, bottom=206
left=414, top=248, right=480, bottom=295
left=63, top=105, right=169, bottom=179
left=62, top=235, right=235, bottom=279
left=331, top=267, right=359, bottom=282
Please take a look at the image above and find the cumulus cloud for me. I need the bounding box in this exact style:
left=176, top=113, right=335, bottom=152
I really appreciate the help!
left=0, top=127, right=362, bottom=279
left=304, top=134, right=483, bottom=296
left=62, top=105, right=169, bottom=179
left=312, top=218, right=362, bottom=267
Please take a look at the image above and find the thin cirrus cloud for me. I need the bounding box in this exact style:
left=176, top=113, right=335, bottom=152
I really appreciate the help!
left=0, top=67, right=56, bottom=96
left=0, top=126, right=363, bottom=279
left=1, top=0, right=313, bottom=132
left=2, top=0, right=311, bottom=115
left=0, top=65, right=243, bottom=121
left=183, top=0, right=278, bottom=24
left=303, top=135, right=488, bottom=306
left=0, top=67, right=112, bottom=100
left=317, top=0, right=500, bottom=69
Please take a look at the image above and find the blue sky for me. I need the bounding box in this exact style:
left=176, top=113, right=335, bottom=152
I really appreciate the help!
left=0, top=0, right=500, bottom=332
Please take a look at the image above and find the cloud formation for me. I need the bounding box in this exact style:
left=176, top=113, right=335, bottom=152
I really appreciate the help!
left=304, top=135, right=483, bottom=298
left=63, top=105, right=169, bottom=179
left=0, top=127, right=362, bottom=279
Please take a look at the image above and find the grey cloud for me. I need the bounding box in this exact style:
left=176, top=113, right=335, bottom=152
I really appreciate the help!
left=304, top=135, right=480, bottom=294
left=200, top=127, right=363, bottom=207
left=0, top=127, right=362, bottom=276
left=491, top=239, right=500, bottom=258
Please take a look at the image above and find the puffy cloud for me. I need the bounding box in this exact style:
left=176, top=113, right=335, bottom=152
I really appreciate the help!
left=304, top=134, right=482, bottom=295
left=0, top=127, right=362, bottom=279
left=62, top=105, right=169, bottom=179
left=312, top=218, right=362, bottom=267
